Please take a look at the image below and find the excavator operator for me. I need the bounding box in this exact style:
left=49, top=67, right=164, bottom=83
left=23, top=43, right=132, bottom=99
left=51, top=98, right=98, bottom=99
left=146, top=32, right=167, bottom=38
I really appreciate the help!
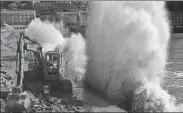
left=47, top=56, right=58, bottom=74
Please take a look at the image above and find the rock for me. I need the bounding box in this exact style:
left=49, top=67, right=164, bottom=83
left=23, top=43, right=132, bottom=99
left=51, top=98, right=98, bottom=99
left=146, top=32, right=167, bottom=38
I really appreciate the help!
left=52, top=105, right=60, bottom=112
left=1, top=108, right=5, bottom=112
left=1, top=83, right=5, bottom=88
left=55, top=99, right=62, bottom=104
left=0, top=70, right=7, bottom=74
left=42, top=104, right=47, bottom=109
left=35, top=99, right=39, bottom=103
left=1, top=73, right=6, bottom=78
left=28, top=93, right=36, bottom=102
left=76, top=106, right=81, bottom=110
left=0, top=63, right=4, bottom=67
left=61, top=99, right=68, bottom=105
left=1, top=74, right=12, bottom=81
left=37, top=93, right=43, bottom=99
left=58, top=105, right=64, bottom=111
left=6, top=75, right=12, bottom=80
left=1, top=99, right=6, bottom=109
left=71, top=106, right=77, bottom=111
left=47, top=96, right=57, bottom=103
left=40, top=99, right=45, bottom=103
left=33, top=104, right=39, bottom=108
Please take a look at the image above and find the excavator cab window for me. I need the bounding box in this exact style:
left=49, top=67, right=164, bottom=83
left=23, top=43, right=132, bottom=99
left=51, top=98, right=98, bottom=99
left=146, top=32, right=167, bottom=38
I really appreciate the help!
left=46, top=54, right=58, bottom=75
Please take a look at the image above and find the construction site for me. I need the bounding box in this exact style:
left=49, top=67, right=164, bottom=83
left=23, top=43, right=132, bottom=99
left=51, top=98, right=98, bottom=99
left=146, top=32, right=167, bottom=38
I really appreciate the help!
left=1, top=1, right=183, bottom=112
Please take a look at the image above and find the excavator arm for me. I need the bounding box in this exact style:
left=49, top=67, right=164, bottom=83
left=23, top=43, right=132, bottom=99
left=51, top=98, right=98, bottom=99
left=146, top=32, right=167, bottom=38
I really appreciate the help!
left=6, top=32, right=44, bottom=112
left=15, top=32, right=25, bottom=92
left=16, top=32, right=43, bottom=89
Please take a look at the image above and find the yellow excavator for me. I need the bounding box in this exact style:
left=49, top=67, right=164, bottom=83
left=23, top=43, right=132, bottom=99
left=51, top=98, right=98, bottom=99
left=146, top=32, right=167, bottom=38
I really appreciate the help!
left=5, top=32, right=72, bottom=112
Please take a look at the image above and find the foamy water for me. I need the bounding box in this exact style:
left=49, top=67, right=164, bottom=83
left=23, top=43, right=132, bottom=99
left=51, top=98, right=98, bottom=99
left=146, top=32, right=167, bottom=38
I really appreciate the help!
left=85, top=1, right=183, bottom=112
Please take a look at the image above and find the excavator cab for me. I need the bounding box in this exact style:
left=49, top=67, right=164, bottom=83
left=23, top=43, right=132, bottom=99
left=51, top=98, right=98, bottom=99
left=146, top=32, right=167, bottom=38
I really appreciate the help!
left=44, top=52, right=60, bottom=80
left=44, top=51, right=72, bottom=93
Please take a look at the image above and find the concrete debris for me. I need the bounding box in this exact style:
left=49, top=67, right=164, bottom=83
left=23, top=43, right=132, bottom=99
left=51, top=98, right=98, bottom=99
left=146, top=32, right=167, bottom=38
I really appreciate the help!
left=1, top=99, right=6, bottom=110
left=0, top=70, right=7, bottom=74
left=1, top=73, right=12, bottom=80
left=1, top=69, right=13, bottom=99
left=55, top=99, right=62, bottom=104
left=51, top=105, right=61, bottom=112
left=0, top=63, right=4, bottom=67
left=47, top=96, right=58, bottom=103
left=27, top=92, right=36, bottom=102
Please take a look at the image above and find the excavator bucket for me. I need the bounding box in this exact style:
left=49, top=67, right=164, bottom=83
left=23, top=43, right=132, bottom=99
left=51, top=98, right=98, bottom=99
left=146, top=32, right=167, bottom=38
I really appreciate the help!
left=6, top=87, right=31, bottom=112
left=5, top=32, right=31, bottom=112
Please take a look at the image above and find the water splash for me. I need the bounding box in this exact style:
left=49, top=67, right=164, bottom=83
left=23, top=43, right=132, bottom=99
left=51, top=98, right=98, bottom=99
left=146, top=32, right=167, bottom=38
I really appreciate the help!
left=25, top=18, right=66, bottom=54
left=65, top=33, right=88, bottom=85
left=85, top=1, right=183, bottom=112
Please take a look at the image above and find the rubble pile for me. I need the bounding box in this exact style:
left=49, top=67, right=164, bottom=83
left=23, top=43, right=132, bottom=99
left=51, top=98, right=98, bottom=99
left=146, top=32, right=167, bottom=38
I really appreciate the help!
left=0, top=63, right=13, bottom=111
left=1, top=30, right=18, bottom=51
left=26, top=92, right=85, bottom=112
left=27, top=94, right=83, bottom=112
left=0, top=62, right=86, bottom=112
left=0, top=63, right=13, bottom=95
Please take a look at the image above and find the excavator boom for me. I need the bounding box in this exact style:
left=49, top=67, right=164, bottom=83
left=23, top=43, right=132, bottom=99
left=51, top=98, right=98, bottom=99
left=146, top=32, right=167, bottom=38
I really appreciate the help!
left=6, top=32, right=43, bottom=112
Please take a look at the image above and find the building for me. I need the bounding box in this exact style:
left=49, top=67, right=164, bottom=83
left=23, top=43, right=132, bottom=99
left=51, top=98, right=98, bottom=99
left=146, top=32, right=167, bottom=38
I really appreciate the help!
left=39, top=6, right=56, bottom=21
left=166, top=1, right=183, bottom=27
left=1, top=1, right=33, bottom=10
left=170, top=12, right=183, bottom=27
left=57, top=10, right=88, bottom=25
left=33, top=1, right=88, bottom=21
left=0, top=9, right=36, bottom=31
left=33, top=1, right=64, bottom=18
left=57, top=12, right=79, bottom=25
